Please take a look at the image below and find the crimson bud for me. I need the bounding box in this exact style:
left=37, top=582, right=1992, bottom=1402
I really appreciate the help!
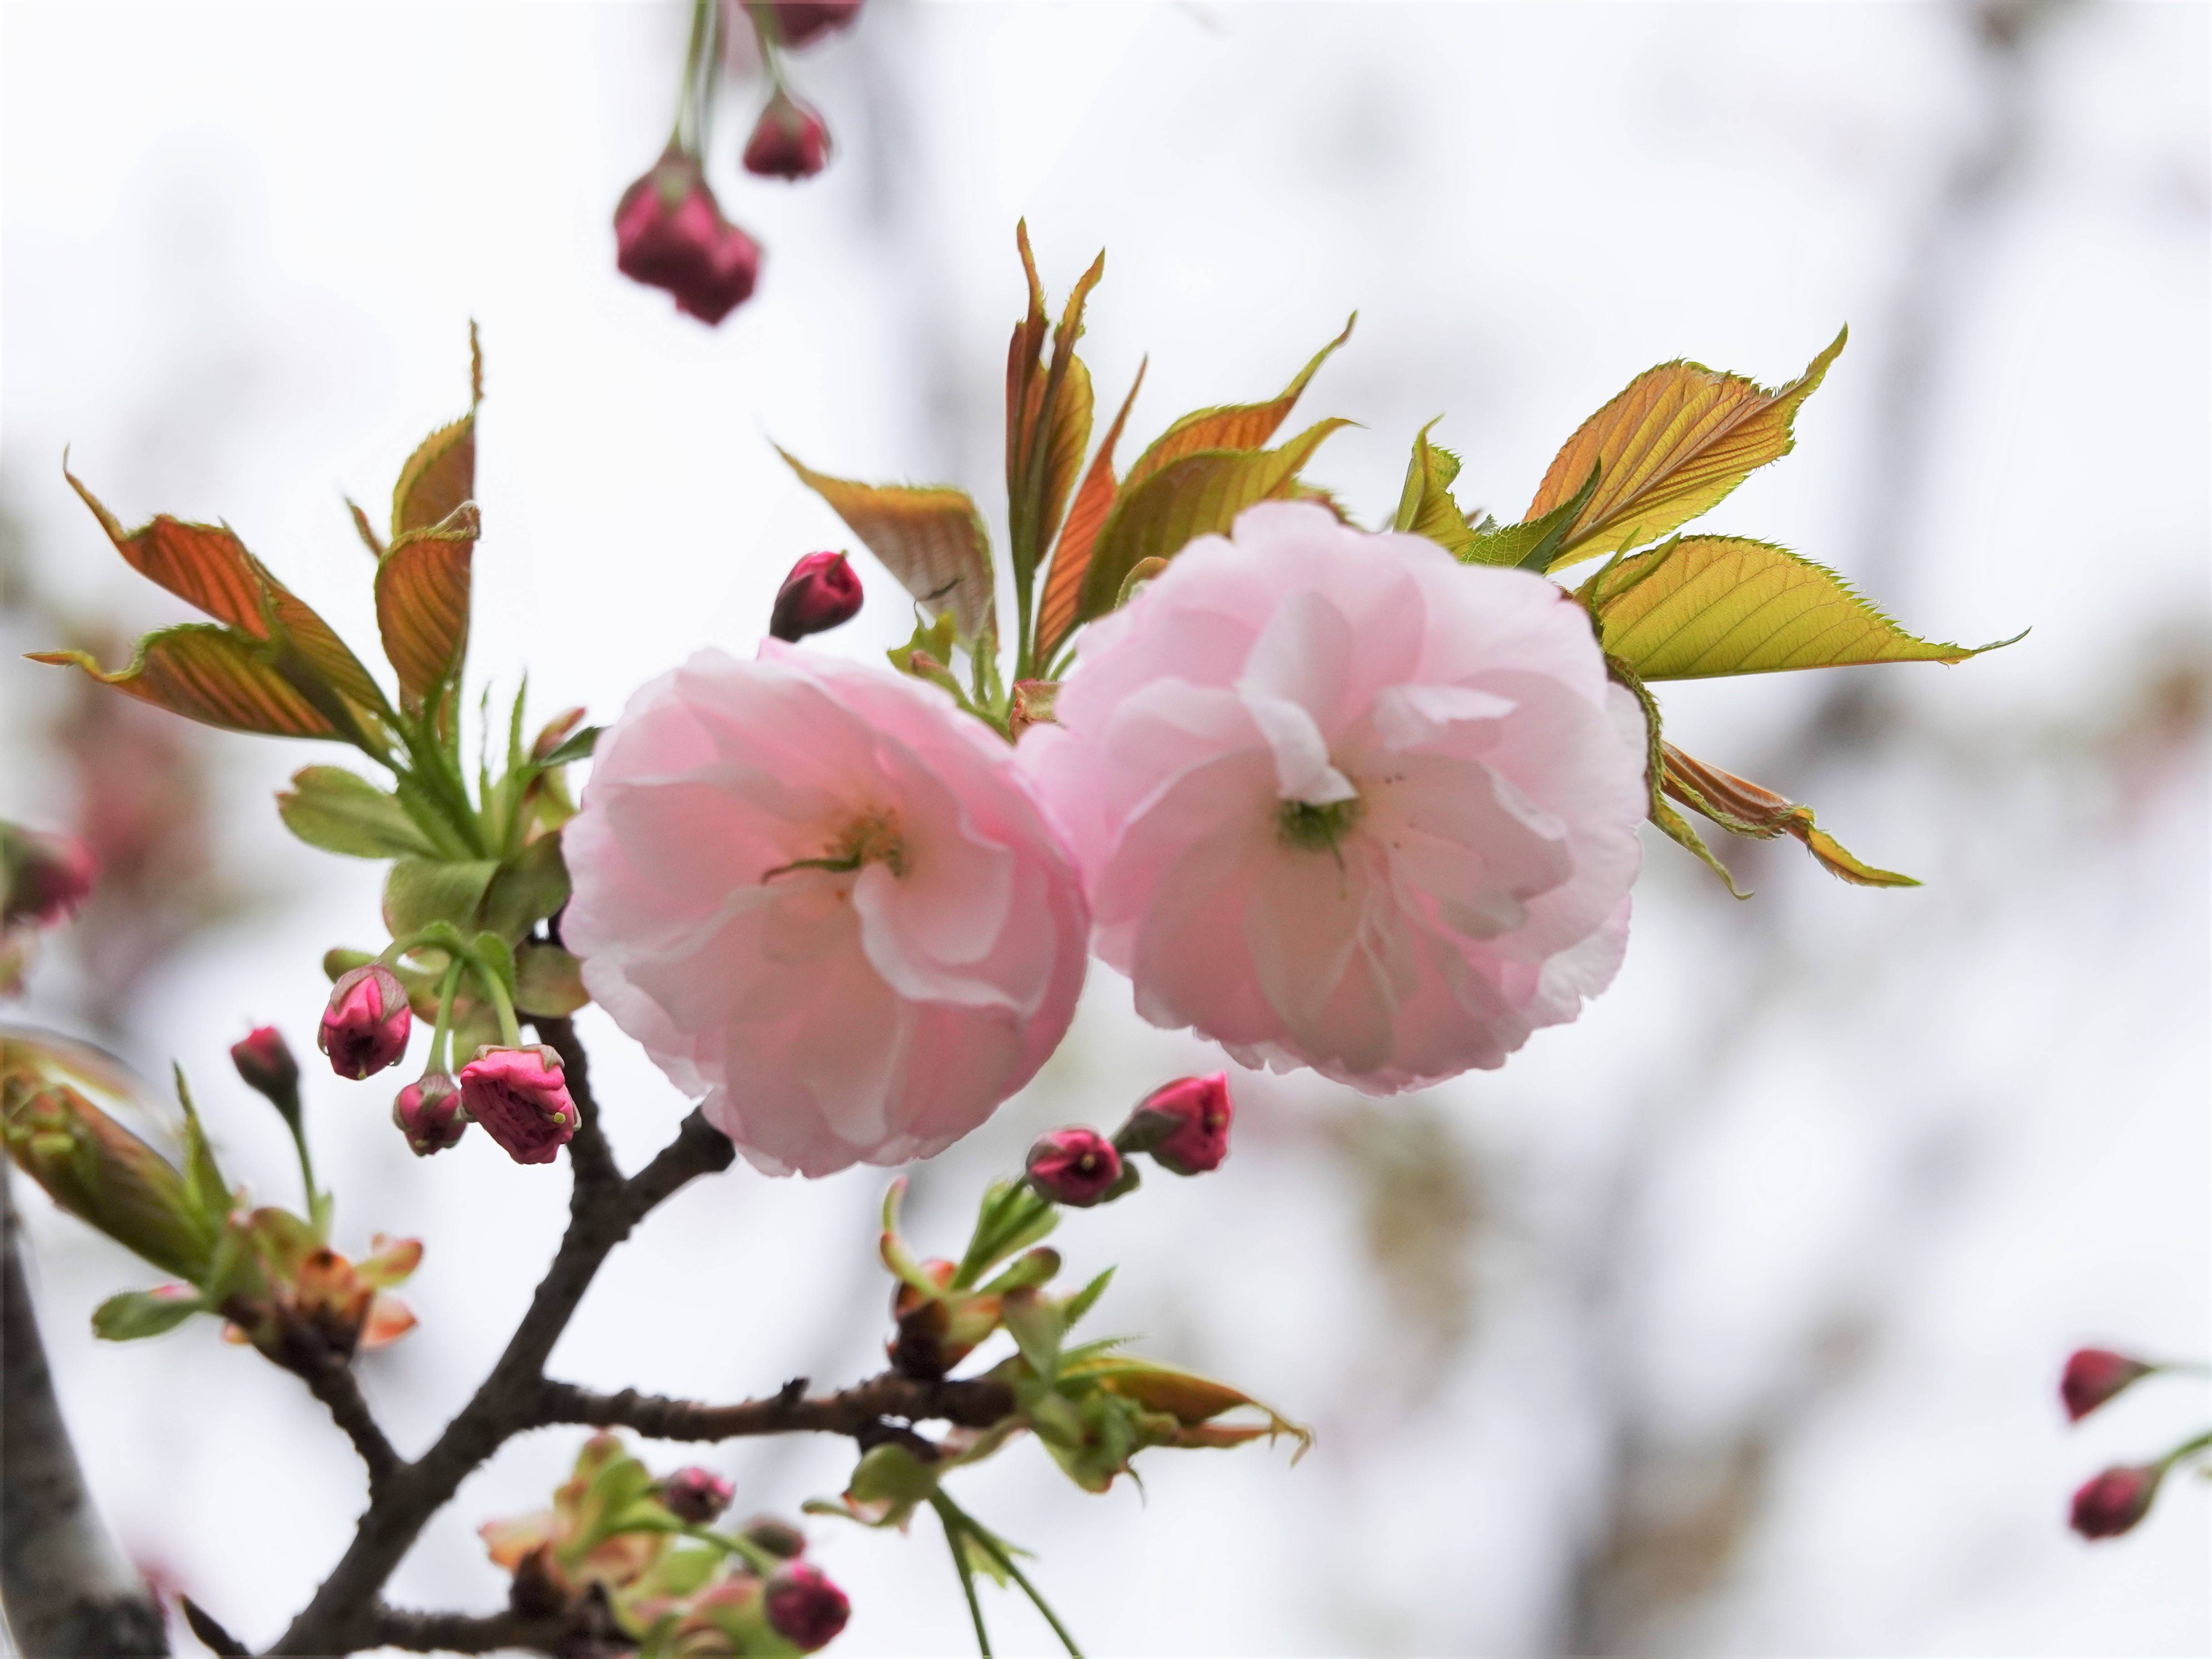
left=1025, top=1126, right=1123, bottom=1207
left=660, top=1465, right=735, bottom=1525
left=2070, top=1463, right=2162, bottom=1539
left=318, top=966, right=412, bottom=1080
left=613, top=150, right=763, bottom=326
left=764, top=1, right=862, bottom=48
left=744, top=90, right=832, bottom=181
left=769, top=551, right=864, bottom=643
left=1, top=827, right=97, bottom=929
left=1118, top=1072, right=1232, bottom=1175
left=393, top=1073, right=468, bottom=1156
left=458, top=1045, right=579, bottom=1165
left=231, top=1026, right=302, bottom=1128
left=764, top=1562, right=850, bottom=1652
left=2061, top=1348, right=2156, bottom=1422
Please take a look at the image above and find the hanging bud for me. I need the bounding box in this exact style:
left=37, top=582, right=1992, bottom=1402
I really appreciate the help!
left=769, top=551, right=863, bottom=643
left=743, top=90, right=832, bottom=181
left=0, top=825, right=98, bottom=930
left=2061, top=1348, right=2157, bottom=1422
left=660, top=1466, right=735, bottom=1525
left=740, top=1516, right=807, bottom=1559
left=318, top=965, right=412, bottom=1080
left=2070, top=1463, right=2163, bottom=1539
left=1025, top=1127, right=1123, bottom=1207
left=764, top=1562, right=851, bottom=1652
left=230, top=1026, right=302, bottom=1130
left=760, top=0, right=863, bottom=48
left=1116, top=1072, right=1233, bottom=1175
left=613, top=149, right=763, bottom=326
left=393, top=1072, right=469, bottom=1156
left=458, top=1045, right=579, bottom=1165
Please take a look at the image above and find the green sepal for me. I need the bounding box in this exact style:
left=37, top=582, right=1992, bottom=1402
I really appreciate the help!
left=92, top=1287, right=206, bottom=1341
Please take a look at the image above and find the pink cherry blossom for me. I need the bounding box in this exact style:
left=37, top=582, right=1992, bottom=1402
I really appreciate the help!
left=1022, top=502, right=1647, bottom=1092
left=562, top=644, right=1089, bottom=1177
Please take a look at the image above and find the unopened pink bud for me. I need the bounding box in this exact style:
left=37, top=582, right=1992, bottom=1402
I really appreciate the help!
left=613, top=150, right=762, bottom=326
left=2, top=829, right=97, bottom=929
left=318, top=966, right=412, bottom=1080
left=764, top=0, right=862, bottom=48
left=769, top=551, right=863, bottom=643
left=2061, top=1348, right=2156, bottom=1422
left=744, top=90, right=832, bottom=181
left=660, top=1466, right=735, bottom=1525
left=393, top=1073, right=468, bottom=1156
left=1120, top=1072, right=1233, bottom=1175
left=764, top=1562, right=850, bottom=1652
left=2070, top=1463, right=2162, bottom=1539
left=458, top=1045, right=579, bottom=1166
left=230, top=1026, right=301, bottom=1116
left=1025, top=1126, right=1122, bottom=1207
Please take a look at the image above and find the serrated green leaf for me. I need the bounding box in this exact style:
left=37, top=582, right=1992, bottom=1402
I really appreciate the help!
left=92, top=1287, right=205, bottom=1341
left=1064, top=1267, right=1113, bottom=1329
left=1036, top=358, right=1146, bottom=666
left=1604, top=657, right=1747, bottom=896
left=538, top=724, right=599, bottom=767
left=779, top=449, right=996, bottom=641
left=1393, top=420, right=1476, bottom=558
left=1527, top=330, right=1847, bottom=571
left=1121, top=314, right=1355, bottom=492
left=392, top=412, right=476, bottom=541
left=277, top=766, right=438, bottom=859
left=1584, top=535, right=2020, bottom=679
left=382, top=856, right=499, bottom=940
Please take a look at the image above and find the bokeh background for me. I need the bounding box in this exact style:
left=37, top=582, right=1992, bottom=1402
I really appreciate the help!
left=3, top=1, right=2207, bottom=1653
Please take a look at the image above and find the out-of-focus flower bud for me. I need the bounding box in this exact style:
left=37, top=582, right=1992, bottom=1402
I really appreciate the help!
left=1, top=1081, right=216, bottom=1280
left=1025, top=1126, right=1123, bottom=1207
left=740, top=1516, right=807, bottom=1559
left=319, top=965, right=412, bottom=1080
left=1008, top=679, right=1060, bottom=739
left=764, top=1563, right=850, bottom=1652
left=769, top=551, right=863, bottom=643
left=0, top=826, right=98, bottom=930
left=458, top=1045, right=579, bottom=1165
left=2070, top=1463, right=2163, bottom=1539
left=660, top=1466, right=735, bottom=1525
left=764, top=0, right=862, bottom=48
left=889, top=1258, right=1002, bottom=1378
left=2062, top=1348, right=2157, bottom=1422
left=531, top=707, right=589, bottom=763
left=744, top=90, right=832, bottom=181
left=613, top=150, right=762, bottom=326
left=230, top=1026, right=302, bottom=1127
left=1117, top=1072, right=1232, bottom=1175
left=393, top=1072, right=469, bottom=1156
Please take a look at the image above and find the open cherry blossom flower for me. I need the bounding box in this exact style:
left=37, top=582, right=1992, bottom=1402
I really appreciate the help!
left=563, top=644, right=1089, bottom=1176
left=1023, top=502, right=1647, bottom=1092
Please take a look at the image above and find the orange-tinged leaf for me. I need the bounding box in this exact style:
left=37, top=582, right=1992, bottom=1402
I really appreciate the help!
left=1004, top=221, right=1050, bottom=500
left=1121, top=314, right=1355, bottom=492
left=392, top=412, right=476, bottom=539
left=1006, top=238, right=1104, bottom=588
left=1528, top=329, right=1847, bottom=571
left=1035, top=358, right=1146, bottom=665
left=1392, top=419, right=1476, bottom=558
left=30, top=627, right=341, bottom=739
left=1661, top=742, right=1918, bottom=887
left=375, top=503, right=477, bottom=710
left=779, top=449, right=996, bottom=640
left=1605, top=657, right=1747, bottom=896
left=1584, top=535, right=2017, bottom=680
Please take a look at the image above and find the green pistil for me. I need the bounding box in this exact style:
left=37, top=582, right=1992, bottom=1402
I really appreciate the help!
left=1277, top=794, right=1363, bottom=854
left=764, top=809, right=908, bottom=883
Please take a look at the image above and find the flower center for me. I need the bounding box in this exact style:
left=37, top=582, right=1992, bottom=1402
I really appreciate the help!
left=1277, top=794, right=1363, bottom=855
left=764, top=809, right=908, bottom=882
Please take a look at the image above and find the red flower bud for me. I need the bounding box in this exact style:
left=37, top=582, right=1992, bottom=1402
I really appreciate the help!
left=1025, top=1126, right=1123, bottom=1207
left=769, top=551, right=864, bottom=643
left=660, top=1465, right=735, bottom=1525
left=1119, top=1072, right=1232, bottom=1175
left=318, top=966, right=412, bottom=1080
left=2070, top=1463, right=2162, bottom=1539
left=393, top=1073, right=468, bottom=1156
left=458, top=1045, right=579, bottom=1165
left=1, top=828, right=97, bottom=929
left=744, top=90, right=832, bottom=181
left=613, top=150, right=763, bottom=326
left=764, top=1562, right=850, bottom=1652
left=741, top=1516, right=807, bottom=1558
left=230, top=1026, right=301, bottom=1120
left=2061, top=1348, right=2156, bottom=1422
left=764, top=0, right=862, bottom=49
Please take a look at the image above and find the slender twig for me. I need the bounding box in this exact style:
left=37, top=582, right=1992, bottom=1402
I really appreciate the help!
left=292, top=1353, right=402, bottom=1496
left=934, top=1494, right=995, bottom=1659
left=532, top=1015, right=619, bottom=1197
left=530, top=1373, right=1017, bottom=1442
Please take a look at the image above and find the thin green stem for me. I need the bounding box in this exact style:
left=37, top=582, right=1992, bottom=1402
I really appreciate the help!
left=479, top=959, right=521, bottom=1049
left=428, top=960, right=465, bottom=1074
left=289, top=1117, right=322, bottom=1231
left=930, top=1494, right=994, bottom=1659
left=933, top=1493, right=1081, bottom=1659
left=2159, top=1428, right=2212, bottom=1471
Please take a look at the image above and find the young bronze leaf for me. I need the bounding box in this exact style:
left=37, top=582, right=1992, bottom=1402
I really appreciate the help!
left=1008, top=248, right=1104, bottom=587
left=346, top=498, right=387, bottom=557
left=1662, top=742, right=1917, bottom=887
left=1527, top=329, right=1847, bottom=571
left=1393, top=420, right=1476, bottom=558
left=392, top=327, right=483, bottom=537
left=1036, top=359, right=1147, bottom=665
left=375, top=503, right=478, bottom=711
left=1121, top=314, right=1356, bottom=492
left=778, top=448, right=996, bottom=640
left=30, top=627, right=341, bottom=739
left=1604, top=656, right=1747, bottom=896
left=1585, top=535, right=2015, bottom=680
left=1077, top=417, right=1352, bottom=623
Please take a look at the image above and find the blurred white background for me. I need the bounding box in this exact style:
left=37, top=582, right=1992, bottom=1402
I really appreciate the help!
left=2, top=2, right=2207, bottom=1654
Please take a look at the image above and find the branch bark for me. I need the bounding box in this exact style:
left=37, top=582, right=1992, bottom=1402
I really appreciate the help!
left=293, top=1352, right=402, bottom=1497
left=531, top=1373, right=1018, bottom=1442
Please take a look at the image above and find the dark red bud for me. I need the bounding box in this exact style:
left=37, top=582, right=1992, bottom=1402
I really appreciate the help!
left=2061, top=1348, right=2157, bottom=1422
left=1118, top=1072, right=1233, bottom=1175
left=769, top=551, right=864, bottom=643
left=764, top=0, right=862, bottom=48
left=2070, top=1463, right=2162, bottom=1539
left=744, top=90, right=832, bottom=181
left=393, top=1073, right=468, bottom=1156
left=318, top=966, right=412, bottom=1080
left=613, top=150, right=762, bottom=326
left=1, top=828, right=97, bottom=930
left=1025, top=1126, right=1123, bottom=1207
left=231, top=1026, right=302, bottom=1123
left=764, top=1562, right=850, bottom=1652
left=660, top=1465, right=735, bottom=1525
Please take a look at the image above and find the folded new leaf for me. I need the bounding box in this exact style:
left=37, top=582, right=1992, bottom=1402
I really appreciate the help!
left=375, top=503, right=478, bottom=715
left=1393, top=420, right=1477, bottom=559
left=1663, top=742, right=1916, bottom=888
left=1005, top=229, right=1102, bottom=585
left=1034, top=360, right=1146, bottom=664
left=1119, top=314, right=1355, bottom=493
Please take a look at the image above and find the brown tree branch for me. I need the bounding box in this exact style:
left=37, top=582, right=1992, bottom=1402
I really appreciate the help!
left=363, top=1604, right=575, bottom=1656
left=292, top=1352, right=402, bottom=1498
left=531, top=1372, right=1019, bottom=1443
